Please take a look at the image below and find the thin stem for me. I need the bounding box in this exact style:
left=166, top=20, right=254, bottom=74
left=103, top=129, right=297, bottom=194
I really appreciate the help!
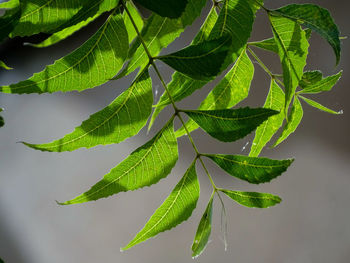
left=247, top=46, right=274, bottom=78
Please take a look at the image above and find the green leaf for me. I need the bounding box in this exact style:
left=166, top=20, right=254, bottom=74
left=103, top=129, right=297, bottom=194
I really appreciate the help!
left=0, top=60, right=12, bottom=70
left=249, top=80, right=285, bottom=157
left=0, top=1, right=20, bottom=42
left=60, top=118, right=178, bottom=205
left=298, top=95, right=342, bottom=115
left=123, top=1, right=143, bottom=43
left=299, top=71, right=342, bottom=94
left=23, top=70, right=152, bottom=152
left=29, top=0, right=119, bottom=48
left=205, top=154, right=293, bottom=184
left=0, top=0, right=18, bottom=9
left=134, top=0, right=188, bottom=18
left=122, top=160, right=199, bottom=250
left=191, top=194, right=214, bottom=258
left=274, top=4, right=341, bottom=64
left=157, top=34, right=232, bottom=80
left=176, top=49, right=254, bottom=137
left=269, top=14, right=309, bottom=116
left=0, top=12, right=128, bottom=94
left=273, top=97, right=303, bottom=147
left=299, top=70, right=323, bottom=89
left=183, top=107, right=278, bottom=142
left=220, top=189, right=281, bottom=208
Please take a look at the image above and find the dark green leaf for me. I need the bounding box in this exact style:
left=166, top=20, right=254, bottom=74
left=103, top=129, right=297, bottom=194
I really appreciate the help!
left=24, top=70, right=152, bottom=152
left=0, top=1, right=20, bottom=42
left=299, top=95, right=342, bottom=115
left=0, top=12, right=128, bottom=94
left=122, top=160, right=199, bottom=250
left=299, top=71, right=342, bottom=94
left=274, top=4, right=341, bottom=64
left=191, top=194, right=214, bottom=258
left=220, top=189, right=281, bottom=208
left=205, top=154, right=293, bottom=184
left=157, top=35, right=232, bottom=81
left=134, top=0, right=188, bottom=18
left=59, top=118, right=178, bottom=205
left=299, top=70, right=323, bottom=89
left=183, top=107, right=278, bottom=142
left=0, top=108, right=4, bottom=128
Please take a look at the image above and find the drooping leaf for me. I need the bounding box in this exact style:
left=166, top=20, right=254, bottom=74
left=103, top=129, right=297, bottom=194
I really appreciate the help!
left=0, top=0, right=18, bottom=9
left=273, top=97, right=303, bottom=147
left=191, top=194, right=214, bottom=258
left=123, top=0, right=143, bottom=43
left=0, top=12, right=128, bottom=94
left=24, top=70, right=152, bottom=152
left=220, top=189, right=281, bottom=208
left=0, top=60, right=12, bottom=70
left=299, top=71, right=342, bottom=94
left=60, top=118, right=178, bottom=205
left=205, top=154, right=293, bottom=184
left=176, top=49, right=254, bottom=137
left=157, top=34, right=232, bottom=80
left=134, top=0, right=188, bottom=18
left=269, top=14, right=309, bottom=115
left=122, top=160, right=199, bottom=250
left=183, top=108, right=278, bottom=142
left=30, top=0, right=119, bottom=48
left=274, top=4, right=341, bottom=64
left=249, top=80, right=285, bottom=157
left=298, top=95, right=342, bottom=115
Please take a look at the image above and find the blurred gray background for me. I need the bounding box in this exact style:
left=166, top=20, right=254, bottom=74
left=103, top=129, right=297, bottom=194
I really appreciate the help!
left=0, top=0, right=349, bottom=262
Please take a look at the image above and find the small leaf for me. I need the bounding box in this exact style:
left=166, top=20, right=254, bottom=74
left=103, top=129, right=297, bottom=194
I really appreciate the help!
left=157, top=34, right=232, bottom=80
left=299, top=71, right=342, bottom=94
left=134, top=0, right=188, bottom=18
left=220, top=189, right=281, bottom=208
left=60, top=119, right=178, bottom=205
left=204, top=154, right=293, bottom=184
left=274, top=4, right=341, bottom=64
left=191, top=194, right=214, bottom=258
left=0, top=12, right=128, bottom=94
left=298, top=95, right=342, bottom=115
left=250, top=80, right=285, bottom=157
left=123, top=1, right=143, bottom=43
left=183, top=107, right=278, bottom=142
left=273, top=97, right=303, bottom=147
left=24, top=70, right=152, bottom=152
left=0, top=0, right=18, bottom=9
left=122, top=160, right=199, bottom=250
left=0, top=60, right=12, bottom=70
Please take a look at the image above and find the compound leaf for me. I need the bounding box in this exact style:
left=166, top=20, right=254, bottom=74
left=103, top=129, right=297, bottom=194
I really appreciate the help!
left=220, top=189, right=281, bottom=208
left=249, top=80, right=285, bottom=157
left=0, top=12, right=128, bottom=94
left=299, top=95, right=342, bottom=115
left=183, top=108, right=278, bottom=142
left=122, top=160, right=199, bottom=250
left=24, top=70, right=152, bottom=152
left=134, top=0, right=188, bottom=19
left=60, top=119, right=178, bottom=205
left=299, top=71, right=342, bottom=94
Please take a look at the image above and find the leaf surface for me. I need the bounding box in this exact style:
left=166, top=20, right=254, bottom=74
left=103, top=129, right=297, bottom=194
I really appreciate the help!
left=0, top=0, right=18, bottom=9
left=123, top=1, right=143, bottom=43
left=122, top=160, right=199, bottom=250
left=299, top=95, right=341, bottom=115
left=183, top=108, right=278, bottom=142
left=60, top=119, right=178, bottom=205
left=299, top=71, right=342, bottom=94
left=134, top=0, right=188, bottom=18
left=220, top=190, right=281, bottom=208
left=0, top=12, right=128, bottom=94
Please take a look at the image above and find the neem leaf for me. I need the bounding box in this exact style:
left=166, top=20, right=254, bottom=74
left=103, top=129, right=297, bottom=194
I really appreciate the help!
left=298, top=95, right=342, bottom=115
left=0, top=0, right=18, bottom=9
left=0, top=60, right=12, bottom=70
left=220, top=189, right=281, bottom=208
left=299, top=70, right=323, bottom=89
left=0, top=1, right=20, bottom=42
left=299, top=71, right=342, bottom=94
left=274, top=4, right=341, bottom=64
left=191, top=194, right=214, bottom=258
left=204, top=154, right=293, bottom=184
left=0, top=12, right=128, bottom=94
left=123, top=1, right=143, bottom=43
left=269, top=14, right=309, bottom=115
left=273, top=97, right=303, bottom=147
left=134, top=0, right=188, bottom=18
left=122, top=160, right=199, bottom=250
left=24, top=70, right=152, bottom=152
left=157, top=34, right=232, bottom=81
left=249, top=80, right=285, bottom=157
left=183, top=108, right=278, bottom=142
left=60, top=119, right=178, bottom=205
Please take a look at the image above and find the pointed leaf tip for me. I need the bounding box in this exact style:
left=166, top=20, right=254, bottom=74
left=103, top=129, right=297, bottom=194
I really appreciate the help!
left=221, top=190, right=282, bottom=208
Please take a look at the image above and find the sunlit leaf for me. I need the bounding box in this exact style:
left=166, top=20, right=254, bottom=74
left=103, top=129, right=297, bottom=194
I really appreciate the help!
left=0, top=60, right=12, bottom=70
left=299, top=71, right=342, bottom=94
left=298, top=95, right=342, bottom=115
left=134, top=0, right=188, bottom=18
left=0, top=0, right=18, bottom=9
left=123, top=1, right=143, bottom=43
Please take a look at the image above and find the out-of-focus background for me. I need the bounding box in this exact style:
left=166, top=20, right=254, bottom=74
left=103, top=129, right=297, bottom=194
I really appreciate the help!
left=0, top=0, right=349, bottom=262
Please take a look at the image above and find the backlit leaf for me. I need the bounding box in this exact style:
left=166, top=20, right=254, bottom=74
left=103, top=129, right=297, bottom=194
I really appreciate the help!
left=0, top=60, right=12, bottom=70
left=298, top=95, right=342, bottom=115
left=0, top=0, right=18, bottom=9
left=134, top=0, right=188, bottom=18
left=299, top=70, right=323, bottom=89
left=123, top=1, right=143, bottom=43
left=299, top=71, right=342, bottom=94
left=122, top=160, right=199, bottom=250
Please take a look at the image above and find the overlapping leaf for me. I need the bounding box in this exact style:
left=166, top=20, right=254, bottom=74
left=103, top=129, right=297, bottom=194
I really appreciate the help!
left=24, top=70, right=152, bottom=152
left=60, top=119, right=178, bottom=205
left=0, top=12, right=128, bottom=94
left=299, top=71, right=342, bottom=94
left=183, top=108, right=278, bottom=142
left=134, top=0, right=188, bottom=18
left=220, top=189, right=281, bottom=208
left=298, top=95, right=341, bottom=115
left=0, top=0, right=20, bottom=42
left=123, top=1, right=144, bottom=43
left=299, top=70, right=323, bottom=89
left=122, top=160, right=199, bottom=250
left=250, top=80, right=285, bottom=157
